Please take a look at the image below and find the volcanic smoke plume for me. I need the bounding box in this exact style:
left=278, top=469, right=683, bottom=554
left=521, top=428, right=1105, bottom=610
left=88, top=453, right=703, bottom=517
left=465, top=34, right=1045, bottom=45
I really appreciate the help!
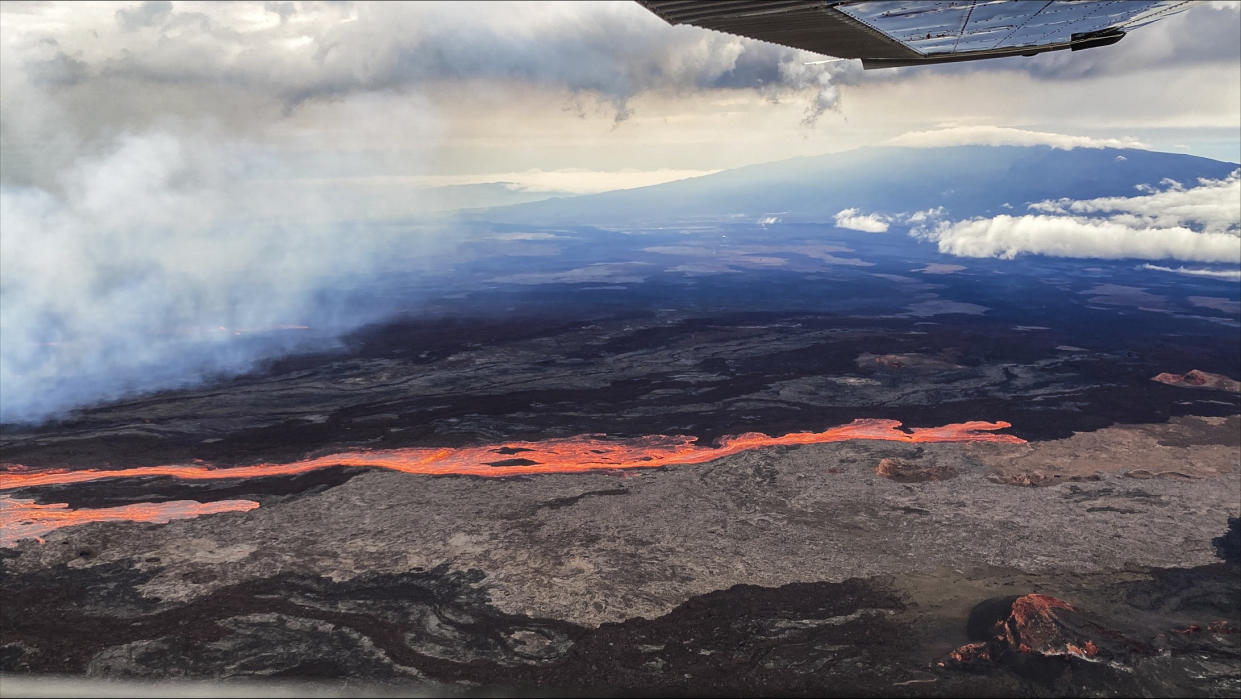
left=0, top=1, right=866, bottom=426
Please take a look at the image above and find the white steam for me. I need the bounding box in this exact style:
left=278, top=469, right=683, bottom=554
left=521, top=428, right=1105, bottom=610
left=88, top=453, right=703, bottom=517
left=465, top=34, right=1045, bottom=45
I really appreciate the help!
left=0, top=126, right=450, bottom=424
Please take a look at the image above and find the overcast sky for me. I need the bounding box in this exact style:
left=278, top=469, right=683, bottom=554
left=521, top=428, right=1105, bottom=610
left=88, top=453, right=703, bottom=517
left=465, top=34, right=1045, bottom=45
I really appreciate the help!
left=2, top=0, right=1238, bottom=198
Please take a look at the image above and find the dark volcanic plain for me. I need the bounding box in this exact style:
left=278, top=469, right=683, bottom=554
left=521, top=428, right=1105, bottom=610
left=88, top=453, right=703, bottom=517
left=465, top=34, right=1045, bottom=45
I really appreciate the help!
left=2, top=221, right=1240, bottom=696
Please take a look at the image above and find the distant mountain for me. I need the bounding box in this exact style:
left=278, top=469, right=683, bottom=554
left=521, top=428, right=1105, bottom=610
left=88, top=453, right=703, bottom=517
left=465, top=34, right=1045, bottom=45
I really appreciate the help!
left=418, top=182, right=562, bottom=212
left=473, top=146, right=1239, bottom=225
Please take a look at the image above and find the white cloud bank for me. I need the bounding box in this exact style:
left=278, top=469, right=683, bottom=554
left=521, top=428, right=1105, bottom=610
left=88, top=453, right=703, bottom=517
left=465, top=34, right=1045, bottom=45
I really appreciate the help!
left=926, top=216, right=1240, bottom=262
left=888, top=126, right=1149, bottom=151
left=1029, top=170, right=1241, bottom=235
left=917, top=171, right=1241, bottom=263
left=834, top=208, right=889, bottom=233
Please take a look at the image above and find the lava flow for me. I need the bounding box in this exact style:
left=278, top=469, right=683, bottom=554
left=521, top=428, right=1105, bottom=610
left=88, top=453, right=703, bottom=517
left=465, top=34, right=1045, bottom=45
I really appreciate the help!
left=0, top=495, right=259, bottom=548
left=0, top=419, right=1023, bottom=491
left=0, top=419, right=1022, bottom=546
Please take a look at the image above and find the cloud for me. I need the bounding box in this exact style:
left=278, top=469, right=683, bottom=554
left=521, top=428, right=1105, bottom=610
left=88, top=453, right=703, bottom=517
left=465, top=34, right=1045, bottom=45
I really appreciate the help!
left=1028, top=170, right=1241, bottom=235
left=887, top=126, right=1149, bottom=151
left=914, top=169, right=1241, bottom=264
left=1142, top=264, right=1241, bottom=281
left=115, top=1, right=172, bottom=31
left=906, top=206, right=946, bottom=223
left=834, top=208, right=890, bottom=233
left=0, top=1, right=857, bottom=131
left=922, top=215, right=1240, bottom=263
left=290, top=168, right=721, bottom=201
left=836, top=206, right=949, bottom=232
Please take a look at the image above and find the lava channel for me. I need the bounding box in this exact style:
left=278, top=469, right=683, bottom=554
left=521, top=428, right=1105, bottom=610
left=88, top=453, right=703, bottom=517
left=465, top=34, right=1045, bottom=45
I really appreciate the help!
left=0, top=419, right=1022, bottom=545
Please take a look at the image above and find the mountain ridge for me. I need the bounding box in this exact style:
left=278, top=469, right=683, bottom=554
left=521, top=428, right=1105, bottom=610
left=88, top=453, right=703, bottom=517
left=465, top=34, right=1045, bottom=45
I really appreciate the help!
left=471, top=145, right=1239, bottom=225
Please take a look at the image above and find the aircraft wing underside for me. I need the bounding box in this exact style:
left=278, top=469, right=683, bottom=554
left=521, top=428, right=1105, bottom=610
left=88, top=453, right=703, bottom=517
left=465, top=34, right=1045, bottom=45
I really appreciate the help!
left=637, top=0, right=1192, bottom=68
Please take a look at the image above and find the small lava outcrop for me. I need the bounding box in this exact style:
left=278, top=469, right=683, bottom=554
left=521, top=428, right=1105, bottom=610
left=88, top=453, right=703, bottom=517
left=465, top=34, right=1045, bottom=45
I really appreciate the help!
left=856, top=352, right=961, bottom=371
left=944, top=594, right=1153, bottom=672
left=874, top=457, right=958, bottom=483
left=1151, top=370, right=1241, bottom=393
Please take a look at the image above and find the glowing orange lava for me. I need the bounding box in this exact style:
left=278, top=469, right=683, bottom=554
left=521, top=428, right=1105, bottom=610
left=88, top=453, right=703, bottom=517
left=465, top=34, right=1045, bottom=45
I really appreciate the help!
left=0, top=495, right=259, bottom=547
left=0, top=419, right=1022, bottom=546
left=0, top=419, right=1021, bottom=490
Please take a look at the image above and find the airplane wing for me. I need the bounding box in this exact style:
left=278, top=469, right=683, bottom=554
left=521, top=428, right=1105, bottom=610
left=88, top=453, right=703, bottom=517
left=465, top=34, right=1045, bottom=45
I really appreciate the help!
left=637, top=1, right=1192, bottom=69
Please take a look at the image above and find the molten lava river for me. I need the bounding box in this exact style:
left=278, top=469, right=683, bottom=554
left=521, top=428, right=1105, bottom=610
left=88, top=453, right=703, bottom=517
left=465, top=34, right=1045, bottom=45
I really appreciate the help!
left=1, top=419, right=1022, bottom=546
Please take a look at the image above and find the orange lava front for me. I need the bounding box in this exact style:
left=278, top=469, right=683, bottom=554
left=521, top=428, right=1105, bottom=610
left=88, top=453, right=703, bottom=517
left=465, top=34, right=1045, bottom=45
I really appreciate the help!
left=0, top=495, right=260, bottom=547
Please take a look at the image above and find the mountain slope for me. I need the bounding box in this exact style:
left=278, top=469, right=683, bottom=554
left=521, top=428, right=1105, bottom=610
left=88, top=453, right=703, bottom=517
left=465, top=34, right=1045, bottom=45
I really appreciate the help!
left=474, top=146, right=1239, bottom=225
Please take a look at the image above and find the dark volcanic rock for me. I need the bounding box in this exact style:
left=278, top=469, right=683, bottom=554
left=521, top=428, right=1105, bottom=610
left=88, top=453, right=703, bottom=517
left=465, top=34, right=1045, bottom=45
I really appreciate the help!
left=4, top=305, right=1239, bottom=471
left=6, top=554, right=1239, bottom=695
left=0, top=561, right=933, bottom=694
left=12, top=559, right=1094, bottom=697
left=987, top=471, right=1101, bottom=487
left=1214, top=517, right=1241, bottom=566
